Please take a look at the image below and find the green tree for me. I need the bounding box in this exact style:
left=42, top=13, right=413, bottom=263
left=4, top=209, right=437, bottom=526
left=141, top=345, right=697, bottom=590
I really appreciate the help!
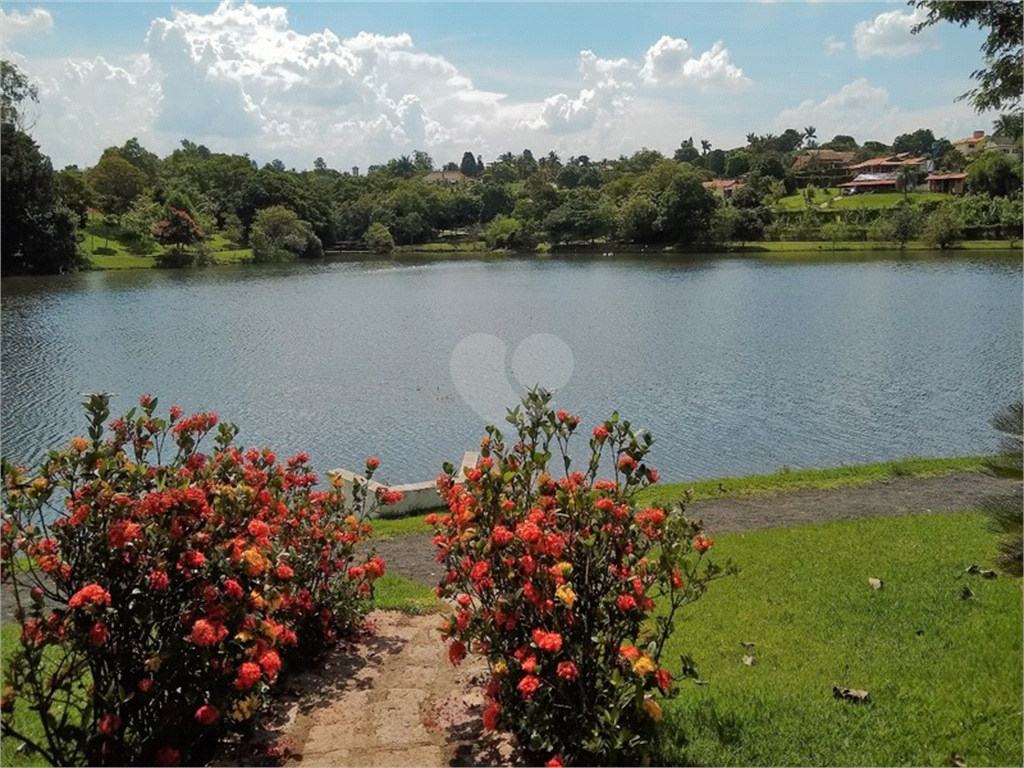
left=618, top=194, right=660, bottom=243
left=999, top=197, right=1023, bottom=246
left=896, top=164, right=921, bottom=198
left=892, top=128, right=936, bottom=156
left=921, top=203, right=963, bottom=248
left=483, top=215, right=525, bottom=249
left=937, top=147, right=968, bottom=172
left=704, top=149, right=727, bottom=177
left=364, top=222, right=394, bottom=254
left=152, top=209, right=205, bottom=265
left=1, top=121, right=81, bottom=274
left=674, top=138, right=700, bottom=164
left=966, top=150, right=1024, bottom=197
left=982, top=399, right=1023, bottom=576
left=55, top=166, right=93, bottom=226
left=993, top=112, right=1024, bottom=142
left=120, top=193, right=163, bottom=254
left=88, top=153, right=149, bottom=215
left=802, top=125, right=818, bottom=147
left=250, top=205, right=322, bottom=262
left=819, top=220, right=850, bottom=249
left=460, top=151, right=479, bottom=178
left=890, top=203, right=920, bottom=250
left=725, top=150, right=752, bottom=178
left=912, top=0, right=1023, bottom=112
left=1, top=59, right=38, bottom=129
left=710, top=204, right=739, bottom=245
left=823, top=134, right=859, bottom=151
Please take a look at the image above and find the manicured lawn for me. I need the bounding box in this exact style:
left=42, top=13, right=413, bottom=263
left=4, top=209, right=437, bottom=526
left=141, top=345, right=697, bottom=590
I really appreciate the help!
left=773, top=190, right=949, bottom=212
left=637, top=455, right=988, bottom=506
left=656, top=511, right=1023, bottom=767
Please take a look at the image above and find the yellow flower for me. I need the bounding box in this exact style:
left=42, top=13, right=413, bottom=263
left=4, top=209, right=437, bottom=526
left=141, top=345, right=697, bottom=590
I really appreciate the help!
left=642, top=698, right=662, bottom=721
left=261, top=620, right=281, bottom=640
left=232, top=695, right=260, bottom=722
left=242, top=547, right=267, bottom=575
left=331, top=474, right=346, bottom=488
left=249, top=591, right=266, bottom=610
left=70, top=437, right=89, bottom=453
left=632, top=655, right=656, bottom=677
left=345, top=515, right=358, bottom=529
left=235, top=630, right=253, bottom=643
left=144, top=654, right=162, bottom=672
left=555, top=585, right=577, bottom=608
left=556, top=562, right=573, bottom=577
left=494, top=661, right=508, bottom=676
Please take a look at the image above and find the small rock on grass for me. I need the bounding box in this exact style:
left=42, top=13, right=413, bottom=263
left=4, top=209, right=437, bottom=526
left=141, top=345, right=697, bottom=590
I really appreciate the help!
left=868, top=578, right=884, bottom=590
left=742, top=655, right=754, bottom=667
left=832, top=686, right=869, bottom=703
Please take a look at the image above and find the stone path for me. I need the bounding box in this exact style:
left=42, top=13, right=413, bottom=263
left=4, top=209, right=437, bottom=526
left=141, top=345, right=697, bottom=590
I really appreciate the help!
left=213, top=610, right=518, bottom=768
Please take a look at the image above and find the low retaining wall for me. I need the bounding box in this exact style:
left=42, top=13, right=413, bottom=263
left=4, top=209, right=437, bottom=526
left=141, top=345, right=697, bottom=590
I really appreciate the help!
left=327, top=452, right=478, bottom=518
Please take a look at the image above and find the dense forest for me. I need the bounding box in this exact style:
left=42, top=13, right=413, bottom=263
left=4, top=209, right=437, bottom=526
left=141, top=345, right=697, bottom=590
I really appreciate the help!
left=2, top=58, right=1022, bottom=275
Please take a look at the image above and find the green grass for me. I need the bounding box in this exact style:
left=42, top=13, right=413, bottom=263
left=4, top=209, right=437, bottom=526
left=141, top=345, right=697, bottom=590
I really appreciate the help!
left=657, top=511, right=1023, bottom=767
left=1, top=626, right=57, bottom=767
left=637, top=455, right=989, bottom=507
left=370, top=573, right=443, bottom=614
left=774, top=190, right=949, bottom=212
left=365, top=456, right=990, bottom=538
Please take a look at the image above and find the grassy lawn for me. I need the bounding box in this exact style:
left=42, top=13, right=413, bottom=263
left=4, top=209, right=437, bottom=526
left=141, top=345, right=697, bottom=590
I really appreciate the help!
left=774, top=191, right=949, bottom=212
left=370, top=573, right=442, bottom=614
left=1, top=626, right=57, bottom=768
left=637, top=455, right=988, bottom=507
left=369, top=456, right=990, bottom=536
left=657, top=511, right=1023, bottom=767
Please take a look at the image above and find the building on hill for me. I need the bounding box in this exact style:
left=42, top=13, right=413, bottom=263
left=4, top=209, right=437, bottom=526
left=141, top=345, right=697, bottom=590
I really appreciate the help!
left=837, top=153, right=928, bottom=194
left=790, top=149, right=857, bottom=171
left=422, top=169, right=476, bottom=185
left=702, top=178, right=745, bottom=201
left=925, top=172, right=967, bottom=194
left=953, top=130, right=990, bottom=158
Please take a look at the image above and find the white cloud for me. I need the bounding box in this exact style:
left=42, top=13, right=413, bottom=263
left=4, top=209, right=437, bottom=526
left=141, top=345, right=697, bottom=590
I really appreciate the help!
left=775, top=78, right=977, bottom=144
left=639, top=36, right=750, bottom=90
left=853, top=6, right=938, bottom=59
left=0, top=7, right=53, bottom=40
left=824, top=35, right=845, bottom=52
left=12, top=2, right=752, bottom=168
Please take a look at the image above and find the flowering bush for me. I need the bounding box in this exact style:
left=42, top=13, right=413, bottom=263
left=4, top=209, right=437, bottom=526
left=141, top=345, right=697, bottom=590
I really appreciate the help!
left=1, top=394, right=392, bottom=766
left=429, top=390, right=731, bottom=766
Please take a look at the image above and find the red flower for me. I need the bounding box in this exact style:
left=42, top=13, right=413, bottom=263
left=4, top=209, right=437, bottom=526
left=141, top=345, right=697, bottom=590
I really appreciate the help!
left=223, top=579, right=244, bottom=599
left=259, top=650, right=282, bottom=681
left=693, top=534, right=714, bottom=554
left=470, top=560, right=490, bottom=583
left=234, top=662, right=262, bottom=690
left=195, top=705, right=220, bottom=725
left=89, top=622, right=109, bottom=647
left=521, top=655, right=537, bottom=674
left=482, top=701, right=501, bottom=731
left=517, top=674, right=541, bottom=700
left=616, top=594, right=637, bottom=611
left=99, top=713, right=120, bottom=735
left=516, top=521, right=542, bottom=544
left=155, top=746, right=180, bottom=766
left=556, top=410, right=569, bottom=422
left=448, top=640, right=467, bottom=667
left=491, top=525, right=514, bottom=546
left=618, top=456, right=636, bottom=472
left=619, top=644, right=639, bottom=662
left=532, top=629, right=563, bottom=653
left=546, top=756, right=564, bottom=768
left=107, top=520, right=143, bottom=549
left=247, top=519, right=270, bottom=539
left=275, top=563, right=294, bottom=580
left=169, top=405, right=183, bottom=421
left=188, top=619, right=224, bottom=647
left=557, top=661, right=579, bottom=681
left=593, top=425, right=609, bottom=441
left=149, top=570, right=169, bottom=591
left=366, top=457, right=381, bottom=470
left=138, top=678, right=153, bottom=693
left=671, top=568, right=684, bottom=590
left=365, top=556, right=386, bottom=579
left=179, top=550, right=206, bottom=568
left=347, top=565, right=365, bottom=580
left=655, top=668, right=672, bottom=692
left=68, top=583, right=111, bottom=609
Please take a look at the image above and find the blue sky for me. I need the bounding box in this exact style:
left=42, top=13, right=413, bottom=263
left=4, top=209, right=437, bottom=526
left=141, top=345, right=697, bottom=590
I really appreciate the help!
left=0, top=1, right=993, bottom=170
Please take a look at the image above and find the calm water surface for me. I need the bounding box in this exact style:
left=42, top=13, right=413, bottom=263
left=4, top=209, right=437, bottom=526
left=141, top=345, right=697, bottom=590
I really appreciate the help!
left=2, top=254, right=1021, bottom=485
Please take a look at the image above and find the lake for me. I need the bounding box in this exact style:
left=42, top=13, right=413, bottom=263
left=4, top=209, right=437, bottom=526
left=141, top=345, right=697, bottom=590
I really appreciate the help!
left=1, top=253, right=1021, bottom=486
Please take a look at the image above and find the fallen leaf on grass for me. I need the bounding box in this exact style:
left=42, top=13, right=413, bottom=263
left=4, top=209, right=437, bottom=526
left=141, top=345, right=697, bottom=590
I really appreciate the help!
left=959, top=585, right=976, bottom=601
left=739, top=641, right=756, bottom=649
left=868, top=578, right=884, bottom=590
left=950, top=751, right=966, bottom=767
left=965, top=564, right=981, bottom=575
left=980, top=569, right=997, bottom=579
left=832, top=686, right=869, bottom=703
left=742, top=655, right=754, bottom=666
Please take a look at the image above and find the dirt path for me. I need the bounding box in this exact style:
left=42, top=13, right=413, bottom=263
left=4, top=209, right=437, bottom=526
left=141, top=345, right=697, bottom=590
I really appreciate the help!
left=371, top=471, right=1017, bottom=588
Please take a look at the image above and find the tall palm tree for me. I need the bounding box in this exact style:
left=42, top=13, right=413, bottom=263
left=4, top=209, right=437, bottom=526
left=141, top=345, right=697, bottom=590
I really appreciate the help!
left=896, top=163, right=918, bottom=198
left=803, top=125, right=818, bottom=148
left=746, top=132, right=757, bottom=146
left=701, top=139, right=712, bottom=155
left=498, top=151, right=516, bottom=166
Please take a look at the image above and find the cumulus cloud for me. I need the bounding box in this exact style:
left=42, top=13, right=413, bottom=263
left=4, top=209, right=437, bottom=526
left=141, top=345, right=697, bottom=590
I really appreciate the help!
left=639, top=35, right=749, bottom=90
left=0, top=7, right=53, bottom=40
left=775, top=78, right=977, bottom=144
left=853, top=6, right=938, bottom=59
